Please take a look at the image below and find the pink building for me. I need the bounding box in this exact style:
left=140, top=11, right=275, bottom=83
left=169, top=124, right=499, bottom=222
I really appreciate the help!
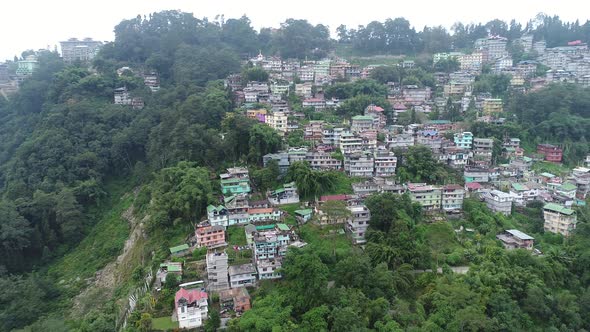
left=196, top=225, right=226, bottom=249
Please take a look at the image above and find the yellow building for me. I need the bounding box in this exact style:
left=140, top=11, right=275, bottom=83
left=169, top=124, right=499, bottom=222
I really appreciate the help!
left=482, top=99, right=503, bottom=115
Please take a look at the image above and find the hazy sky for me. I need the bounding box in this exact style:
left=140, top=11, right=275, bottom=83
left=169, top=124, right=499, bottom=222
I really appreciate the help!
left=1, top=0, right=588, bottom=61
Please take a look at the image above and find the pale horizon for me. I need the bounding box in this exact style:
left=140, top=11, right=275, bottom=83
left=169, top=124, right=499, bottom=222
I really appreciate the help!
left=1, top=0, right=588, bottom=62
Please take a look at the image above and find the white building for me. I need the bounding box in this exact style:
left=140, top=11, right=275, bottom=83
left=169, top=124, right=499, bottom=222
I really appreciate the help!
left=176, top=286, right=208, bottom=329
left=347, top=205, right=371, bottom=244
left=482, top=190, right=515, bottom=216
left=228, top=263, right=257, bottom=288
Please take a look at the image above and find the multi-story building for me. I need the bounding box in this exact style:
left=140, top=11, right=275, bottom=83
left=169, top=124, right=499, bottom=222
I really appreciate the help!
left=537, top=144, right=563, bottom=163
left=473, top=138, right=494, bottom=166
left=496, top=229, right=534, bottom=250
left=246, top=108, right=267, bottom=122
left=387, top=133, right=415, bottom=150
left=509, top=183, right=540, bottom=206
left=220, top=167, right=251, bottom=195
left=114, top=87, right=131, bottom=105
left=441, top=185, right=465, bottom=212
left=143, top=72, right=160, bottom=92
left=339, top=131, right=364, bottom=154
left=298, top=66, right=315, bottom=82
left=270, top=82, right=290, bottom=95
left=195, top=225, right=226, bottom=249
left=176, top=287, right=208, bottom=329
left=459, top=52, right=484, bottom=72
left=406, top=183, right=442, bottom=210
left=493, top=56, right=513, bottom=74
left=206, top=205, right=229, bottom=227
left=344, top=153, right=375, bottom=178
left=295, top=82, right=313, bottom=98
left=265, top=112, right=288, bottom=135
left=302, top=98, right=326, bottom=111
left=247, top=208, right=281, bottom=223
left=482, top=99, right=503, bottom=115
left=257, top=259, right=282, bottom=280
left=16, top=55, right=38, bottom=82
left=374, top=150, right=397, bottom=177
left=347, top=204, right=371, bottom=244
left=253, top=224, right=293, bottom=279
left=543, top=203, right=577, bottom=236
left=454, top=132, right=473, bottom=149
left=439, top=146, right=471, bottom=169
left=365, top=104, right=387, bottom=129
left=305, top=151, right=341, bottom=170
left=304, top=121, right=324, bottom=142
left=482, top=190, right=514, bottom=215
left=402, top=85, right=432, bottom=105
left=268, top=182, right=299, bottom=205
left=475, top=36, right=508, bottom=61
left=228, top=263, right=257, bottom=288
left=60, top=38, right=103, bottom=63
left=207, top=252, right=229, bottom=291
left=464, top=167, right=490, bottom=183
left=351, top=115, right=377, bottom=133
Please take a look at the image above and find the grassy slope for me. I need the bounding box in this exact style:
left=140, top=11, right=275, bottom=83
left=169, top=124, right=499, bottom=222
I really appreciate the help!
left=46, top=178, right=134, bottom=312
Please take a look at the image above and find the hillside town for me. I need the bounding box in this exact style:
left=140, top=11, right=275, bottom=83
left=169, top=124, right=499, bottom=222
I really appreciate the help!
left=2, top=9, right=590, bottom=332
left=127, top=35, right=590, bottom=329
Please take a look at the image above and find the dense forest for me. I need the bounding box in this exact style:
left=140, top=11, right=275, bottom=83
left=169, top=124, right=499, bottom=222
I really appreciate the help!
left=0, top=10, right=590, bottom=332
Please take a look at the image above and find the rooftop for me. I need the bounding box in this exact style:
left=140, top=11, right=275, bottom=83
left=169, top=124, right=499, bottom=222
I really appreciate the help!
left=170, top=244, right=189, bottom=253
left=228, top=263, right=257, bottom=275
left=505, top=229, right=534, bottom=240
left=543, top=203, right=575, bottom=215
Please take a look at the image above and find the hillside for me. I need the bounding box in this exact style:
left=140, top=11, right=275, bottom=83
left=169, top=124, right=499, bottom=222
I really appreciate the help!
left=0, top=10, right=590, bottom=332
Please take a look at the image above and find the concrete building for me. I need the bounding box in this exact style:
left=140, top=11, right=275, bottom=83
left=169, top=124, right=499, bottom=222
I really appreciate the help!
left=347, top=204, right=371, bottom=244
left=206, top=252, right=229, bottom=291
left=220, top=167, right=251, bottom=195
left=387, top=133, right=415, bottom=150
left=351, top=115, right=377, bottom=133
left=60, top=38, right=103, bottom=63
left=496, top=229, right=534, bottom=250
left=219, top=287, right=251, bottom=313
left=374, top=150, right=397, bottom=178
left=16, top=55, right=38, bottom=81
left=454, top=132, right=473, bottom=149
left=459, top=52, right=484, bottom=72
left=295, top=82, right=313, bottom=98
left=339, top=131, right=364, bottom=154
left=344, top=153, right=375, bottom=178
left=543, top=203, right=577, bottom=236
left=305, top=151, right=342, bottom=170
left=441, top=185, right=465, bottom=212
left=195, top=225, right=226, bottom=249
left=268, top=182, right=299, bottom=205
left=473, top=138, right=494, bottom=166
left=176, top=287, right=208, bottom=329
left=483, top=190, right=514, bottom=215
left=406, top=183, right=442, bottom=211
left=228, top=263, right=257, bottom=288
left=265, top=112, right=288, bottom=135
left=482, top=99, right=503, bottom=115
left=537, top=144, right=563, bottom=163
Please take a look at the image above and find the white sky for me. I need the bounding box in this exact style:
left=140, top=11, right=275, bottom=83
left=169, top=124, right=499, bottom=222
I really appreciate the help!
left=0, top=0, right=588, bottom=62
